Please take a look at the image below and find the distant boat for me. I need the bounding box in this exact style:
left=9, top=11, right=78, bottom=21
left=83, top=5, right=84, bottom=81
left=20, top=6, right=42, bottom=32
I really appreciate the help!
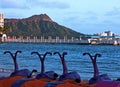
left=114, top=40, right=118, bottom=46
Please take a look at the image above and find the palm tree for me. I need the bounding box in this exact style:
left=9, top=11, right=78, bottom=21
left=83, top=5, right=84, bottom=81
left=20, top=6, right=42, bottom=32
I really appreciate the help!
left=0, top=26, right=9, bottom=37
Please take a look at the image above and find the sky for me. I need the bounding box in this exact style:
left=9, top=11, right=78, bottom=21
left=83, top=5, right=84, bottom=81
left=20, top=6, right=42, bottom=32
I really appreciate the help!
left=0, top=0, right=120, bottom=35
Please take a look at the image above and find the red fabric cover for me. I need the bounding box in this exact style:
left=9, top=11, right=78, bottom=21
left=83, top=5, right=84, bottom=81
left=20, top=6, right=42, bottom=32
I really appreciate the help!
left=0, top=76, right=25, bottom=87
left=20, top=79, right=47, bottom=87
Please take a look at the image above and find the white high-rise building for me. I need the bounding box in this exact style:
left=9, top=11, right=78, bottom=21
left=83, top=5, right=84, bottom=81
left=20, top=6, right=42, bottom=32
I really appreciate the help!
left=105, top=31, right=113, bottom=36
left=0, top=13, right=4, bottom=28
left=100, top=32, right=107, bottom=36
left=100, top=31, right=113, bottom=36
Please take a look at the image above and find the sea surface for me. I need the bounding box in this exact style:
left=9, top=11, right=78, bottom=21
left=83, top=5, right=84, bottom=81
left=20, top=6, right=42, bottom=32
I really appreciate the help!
left=0, top=43, right=120, bottom=80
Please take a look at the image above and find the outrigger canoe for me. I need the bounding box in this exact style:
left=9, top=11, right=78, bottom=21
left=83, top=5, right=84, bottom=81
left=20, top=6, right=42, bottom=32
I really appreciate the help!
left=0, top=51, right=120, bottom=87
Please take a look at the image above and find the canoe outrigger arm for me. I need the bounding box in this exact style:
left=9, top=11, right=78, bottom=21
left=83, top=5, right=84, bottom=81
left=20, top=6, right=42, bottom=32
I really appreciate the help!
left=54, top=52, right=68, bottom=75
left=4, top=50, right=22, bottom=72
left=31, top=52, right=52, bottom=74
left=83, top=52, right=101, bottom=77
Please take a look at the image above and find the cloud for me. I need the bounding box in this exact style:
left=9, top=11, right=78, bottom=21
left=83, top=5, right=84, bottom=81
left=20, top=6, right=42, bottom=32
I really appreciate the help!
left=63, top=11, right=99, bottom=27
left=40, top=1, right=70, bottom=9
left=105, top=8, right=120, bottom=16
left=4, top=12, right=25, bottom=18
left=103, top=8, right=120, bottom=25
left=0, top=0, right=29, bottom=9
left=27, top=0, right=70, bottom=9
left=60, top=10, right=120, bottom=34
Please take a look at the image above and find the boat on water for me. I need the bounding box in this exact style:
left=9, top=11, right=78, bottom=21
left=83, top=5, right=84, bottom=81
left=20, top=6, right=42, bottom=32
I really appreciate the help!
left=0, top=51, right=120, bottom=87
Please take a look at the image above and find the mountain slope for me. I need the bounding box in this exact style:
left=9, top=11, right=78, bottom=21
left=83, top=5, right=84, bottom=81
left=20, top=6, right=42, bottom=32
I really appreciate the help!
left=4, top=14, right=84, bottom=39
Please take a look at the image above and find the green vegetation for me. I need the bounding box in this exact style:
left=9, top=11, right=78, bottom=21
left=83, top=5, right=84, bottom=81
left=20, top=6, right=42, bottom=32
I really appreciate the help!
left=0, top=26, right=9, bottom=37
left=5, top=14, right=85, bottom=39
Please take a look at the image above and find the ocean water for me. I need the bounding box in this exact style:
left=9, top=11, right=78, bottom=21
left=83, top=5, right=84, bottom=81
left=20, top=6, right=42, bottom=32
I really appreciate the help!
left=0, top=43, right=120, bottom=80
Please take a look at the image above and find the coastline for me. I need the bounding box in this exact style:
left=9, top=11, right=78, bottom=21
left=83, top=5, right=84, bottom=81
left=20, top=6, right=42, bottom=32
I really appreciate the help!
left=2, top=39, right=120, bottom=46
left=2, top=42, right=118, bottom=46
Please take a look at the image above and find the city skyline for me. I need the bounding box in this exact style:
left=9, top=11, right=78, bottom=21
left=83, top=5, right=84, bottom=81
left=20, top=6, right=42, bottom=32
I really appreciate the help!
left=0, top=0, right=120, bottom=34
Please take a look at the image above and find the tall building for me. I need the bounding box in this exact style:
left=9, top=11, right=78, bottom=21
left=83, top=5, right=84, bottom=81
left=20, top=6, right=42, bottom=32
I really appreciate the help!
left=100, top=31, right=113, bottom=36
left=100, top=32, right=107, bottom=36
left=0, top=13, right=4, bottom=28
left=105, top=31, right=113, bottom=36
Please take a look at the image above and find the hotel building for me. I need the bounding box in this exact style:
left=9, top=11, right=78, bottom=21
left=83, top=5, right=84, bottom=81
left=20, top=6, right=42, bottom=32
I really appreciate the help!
left=0, top=13, right=4, bottom=28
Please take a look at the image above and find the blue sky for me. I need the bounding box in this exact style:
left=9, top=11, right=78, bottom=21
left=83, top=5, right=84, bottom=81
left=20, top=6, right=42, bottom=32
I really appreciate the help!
left=0, top=0, right=120, bottom=35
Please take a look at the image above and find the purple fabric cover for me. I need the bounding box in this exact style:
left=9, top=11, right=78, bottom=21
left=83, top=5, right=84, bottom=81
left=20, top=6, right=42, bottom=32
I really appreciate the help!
left=95, top=81, right=120, bottom=87
left=36, top=71, right=58, bottom=80
left=58, top=71, right=81, bottom=82
left=45, top=71, right=58, bottom=80
left=89, top=74, right=111, bottom=84
left=10, top=69, right=31, bottom=77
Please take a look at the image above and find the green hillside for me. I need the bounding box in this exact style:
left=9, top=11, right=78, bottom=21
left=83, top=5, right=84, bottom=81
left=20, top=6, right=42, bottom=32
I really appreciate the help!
left=5, top=14, right=84, bottom=39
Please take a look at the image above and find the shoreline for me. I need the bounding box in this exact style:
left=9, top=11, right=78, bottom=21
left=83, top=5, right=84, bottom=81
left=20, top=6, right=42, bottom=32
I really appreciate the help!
left=1, top=41, right=120, bottom=46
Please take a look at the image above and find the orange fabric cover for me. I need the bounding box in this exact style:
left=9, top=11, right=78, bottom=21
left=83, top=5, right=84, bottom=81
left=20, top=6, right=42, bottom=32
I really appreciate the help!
left=0, top=76, right=25, bottom=87
left=20, top=79, right=47, bottom=87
